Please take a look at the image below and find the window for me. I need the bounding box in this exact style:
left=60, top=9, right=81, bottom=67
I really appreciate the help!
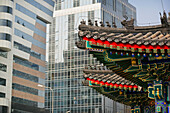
left=30, top=50, right=41, bottom=59
left=24, top=0, right=53, bottom=16
left=55, top=0, right=61, bottom=10
left=0, top=63, right=7, bottom=72
left=0, top=106, right=7, bottom=113
left=92, top=0, right=95, bottom=3
left=12, top=83, right=38, bottom=95
left=14, top=28, right=46, bottom=50
left=73, top=0, right=80, bottom=7
left=0, top=49, right=7, bottom=58
left=0, top=19, right=12, bottom=28
left=43, top=0, right=55, bottom=6
left=0, top=78, right=6, bottom=86
left=14, top=42, right=31, bottom=53
left=88, top=11, right=95, bottom=22
left=15, top=16, right=35, bottom=31
left=0, top=33, right=11, bottom=41
left=13, top=56, right=39, bottom=71
left=113, top=0, right=116, bottom=11
left=0, top=92, right=5, bottom=98
left=12, top=96, right=37, bottom=107
left=102, top=0, right=106, bottom=5
left=16, top=4, right=36, bottom=19
left=0, top=6, right=12, bottom=14
left=13, top=69, right=38, bottom=83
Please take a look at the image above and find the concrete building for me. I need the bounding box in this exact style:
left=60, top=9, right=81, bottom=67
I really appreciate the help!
left=0, top=0, right=54, bottom=112
left=46, top=0, right=136, bottom=113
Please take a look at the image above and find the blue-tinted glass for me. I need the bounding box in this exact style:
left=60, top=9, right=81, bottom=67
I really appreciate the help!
left=14, top=41, right=31, bottom=53
left=15, top=16, right=34, bottom=30
left=13, top=56, right=39, bottom=71
left=13, top=69, right=38, bottom=83
left=14, top=29, right=46, bottom=49
left=24, top=0, right=53, bottom=16
left=35, top=28, right=46, bottom=38
left=43, top=0, right=55, bottom=6
left=0, top=19, right=12, bottom=28
left=12, top=83, right=38, bottom=95
left=0, top=6, right=12, bottom=14
left=15, top=16, right=46, bottom=38
left=30, top=50, right=41, bottom=59
left=0, top=33, right=11, bottom=41
left=12, top=96, right=37, bottom=107
left=36, top=18, right=46, bottom=27
left=16, top=4, right=36, bottom=19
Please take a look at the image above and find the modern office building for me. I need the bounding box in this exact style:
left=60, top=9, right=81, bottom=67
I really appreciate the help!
left=0, top=0, right=54, bottom=113
left=46, top=0, right=136, bottom=113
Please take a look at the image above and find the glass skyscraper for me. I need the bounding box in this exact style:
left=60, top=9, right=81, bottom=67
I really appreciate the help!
left=46, top=0, right=136, bottom=113
left=0, top=0, right=54, bottom=113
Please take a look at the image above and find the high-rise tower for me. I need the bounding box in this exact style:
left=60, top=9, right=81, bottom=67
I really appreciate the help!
left=0, top=0, right=54, bottom=112
left=46, top=0, right=136, bottom=113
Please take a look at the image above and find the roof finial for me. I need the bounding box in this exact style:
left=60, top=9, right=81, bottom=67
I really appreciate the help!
left=123, top=15, right=128, bottom=20
left=106, top=22, right=111, bottom=27
left=100, top=21, right=105, bottom=27
left=160, top=11, right=169, bottom=27
left=88, top=19, right=93, bottom=26
left=112, top=22, right=117, bottom=28
left=80, top=19, right=86, bottom=25
left=121, top=18, right=134, bottom=30
left=95, top=20, right=98, bottom=27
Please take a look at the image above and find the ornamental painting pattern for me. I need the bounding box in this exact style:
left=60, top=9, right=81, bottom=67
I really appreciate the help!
left=76, top=12, right=170, bottom=113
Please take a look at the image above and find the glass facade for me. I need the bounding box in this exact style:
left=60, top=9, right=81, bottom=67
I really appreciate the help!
left=0, top=19, right=12, bottom=28
left=12, top=97, right=37, bottom=107
left=13, top=56, right=39, bottom=71
left=0, top=33, right=11, bottom=41
left=12, top=83, right=38, bottom=95
left=13, top=69, right=38, bottom=83
left=0, top=0, right=54, bottom=112
left=47, top=0, right=136, bottom=113
left=47, top=13, right=102, bottom=112
left=0, top=106, right=8, bottom=113
left=0, top=6, right=13, bottom=14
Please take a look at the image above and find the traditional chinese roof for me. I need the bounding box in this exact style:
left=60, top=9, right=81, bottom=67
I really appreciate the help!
left=82, top=65, right=154, bottom=107
left=76, top=14, right=170, bottom=86
left=83, top=65, right=136, bottom=87
left=79, top=24, right=170, bottom=46
left=76, top=12, right=170, bottom=107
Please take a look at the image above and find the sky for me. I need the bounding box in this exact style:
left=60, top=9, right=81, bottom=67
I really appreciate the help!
left=128, top=0, right=170, bottom=26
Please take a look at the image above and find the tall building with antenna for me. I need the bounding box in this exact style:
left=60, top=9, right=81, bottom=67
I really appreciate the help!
left=46, top=0, right=136, bottom=113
